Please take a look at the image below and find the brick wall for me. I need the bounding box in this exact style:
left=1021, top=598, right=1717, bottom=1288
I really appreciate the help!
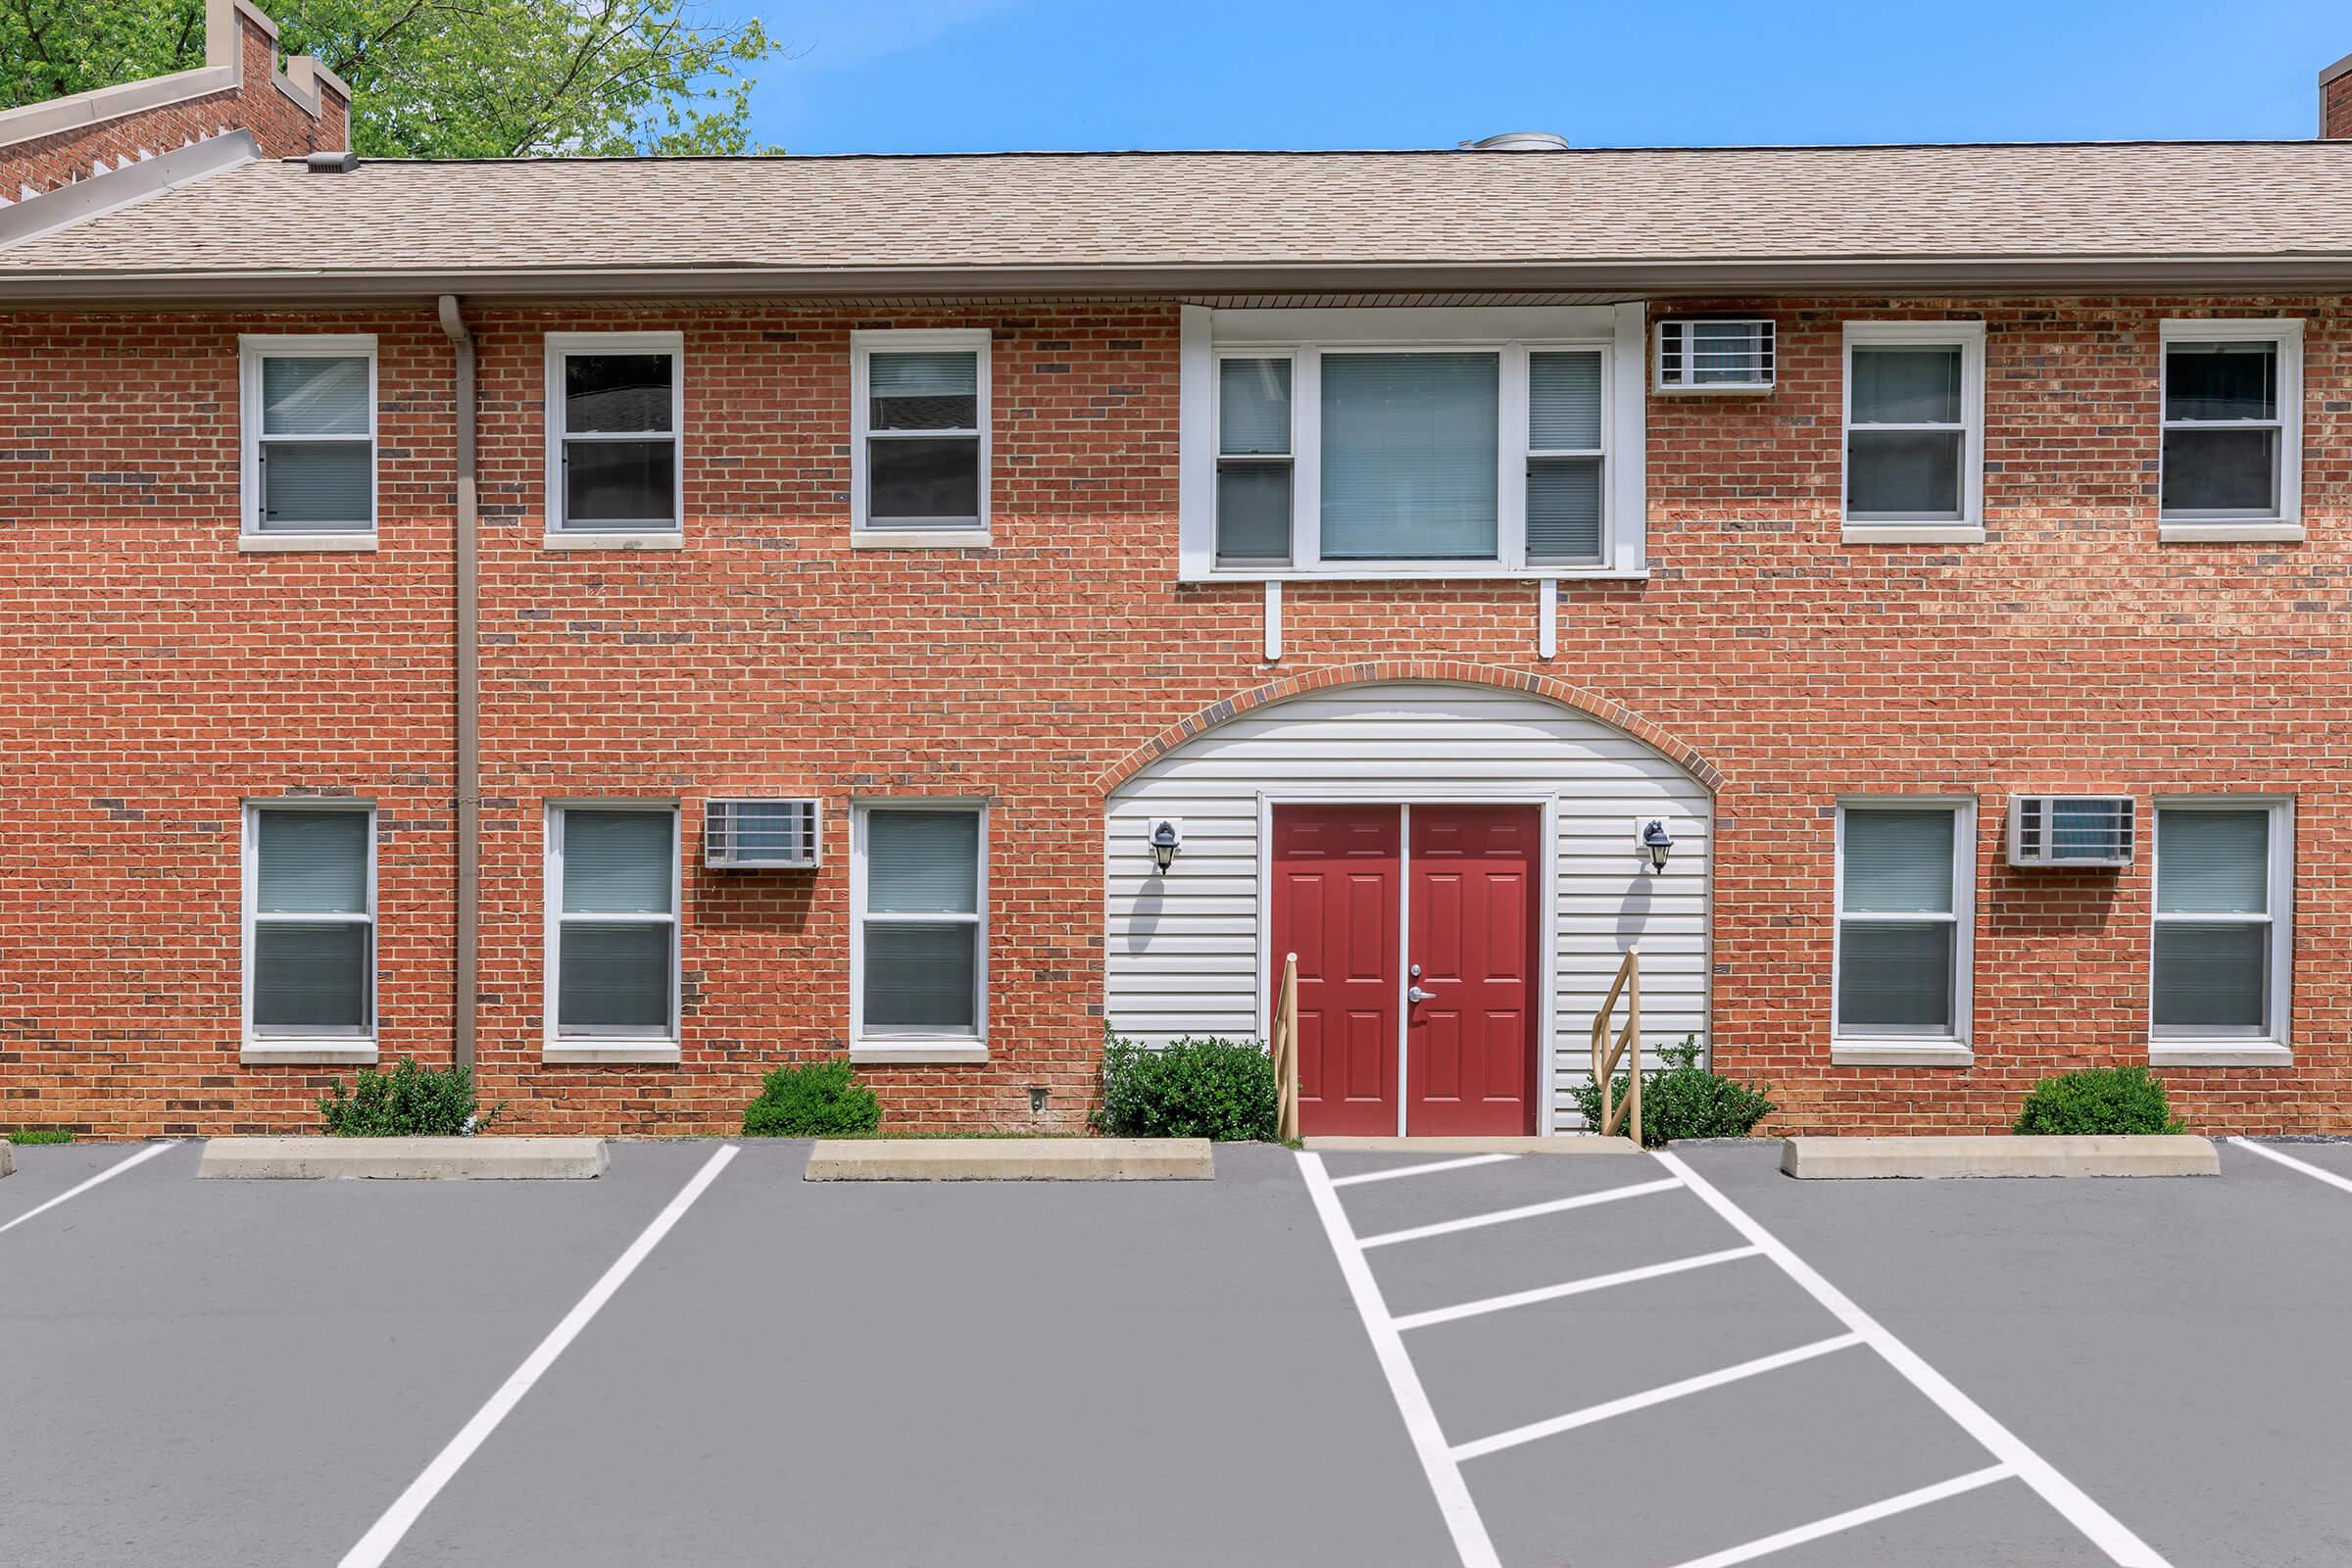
left=2327, top=61, right=2352, bottom=139
left=4, top=295, right=2348, bottom=1138
left=0, top=3, right=346, bottom=202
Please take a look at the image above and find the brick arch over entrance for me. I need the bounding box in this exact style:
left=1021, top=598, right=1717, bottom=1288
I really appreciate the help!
left=1092, top=661, right=1726, bottom=796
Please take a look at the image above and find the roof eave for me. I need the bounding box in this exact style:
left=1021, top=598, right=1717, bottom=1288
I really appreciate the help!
left=4, top=254, right=2352, bottom=307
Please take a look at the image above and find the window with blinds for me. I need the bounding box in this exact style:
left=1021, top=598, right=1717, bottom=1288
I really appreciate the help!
left=1526, top=350, right=1604, bottom=564
left=1836, top=805, right=1968, bottom=1038
left=553, top=341, right=681, bottom=532
left=2152, top=804, right=2283, bottom=1040
left=1216, top=356, right=1293, bottom=564
left=241, top=339, right=375, bottom=535
left=246, top=806, right=373, bottom=1039
left=552, top=808, right=677, bottom=1040
left=1320, top=351, right=1499, bottom=561
left=854, top=332, right=989, bottom=537
left=856, top=806, right=984, bottom=1039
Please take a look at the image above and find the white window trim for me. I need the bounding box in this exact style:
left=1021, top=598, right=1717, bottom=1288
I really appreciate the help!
left=1830, top=796, right=1976, bottom=1064
left=2158, top=318, right=2304, bottom=542
left=238, top=334, right=379, bottom=549
left=2149, top=796, right=2292, bottom=1061
left=543, top=802, right=682, bottom=1064
left=1178, top=305, right=1649, bottom=581
left=1840, top=320, right=1986, bottom=545
left=849, top=799, right=989, bottom=1063
left=1209, top=347, right=1298, bottom=568
left=241, top=799, right=378, bottom=1065
left=543, top=331, right=686, bottom=547
left=850, top=327, right=993, bottom=549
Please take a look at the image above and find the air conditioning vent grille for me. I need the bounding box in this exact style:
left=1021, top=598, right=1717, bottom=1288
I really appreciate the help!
left=705, top=798, right=821, bottom=869
left=2008, top=795, right=2134, bottom=868
left=1655, top=318, right=1775, bottom=393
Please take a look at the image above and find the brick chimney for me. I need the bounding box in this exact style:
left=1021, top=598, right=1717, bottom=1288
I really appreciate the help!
left=0, top=0, right=349, bottom=208
left=2326, top=51, right=2352, bottom=139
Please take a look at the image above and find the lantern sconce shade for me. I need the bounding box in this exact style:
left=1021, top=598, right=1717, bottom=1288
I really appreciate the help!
left=1148, top=817, right=1183, bottom=874
left=1641, top=818, right=1674, bottom=873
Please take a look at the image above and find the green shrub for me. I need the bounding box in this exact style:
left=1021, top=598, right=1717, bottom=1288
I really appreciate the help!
left=1568, top=1036, right=1774, bottom=1149
left=8, top=1128, right=74, bottom=1145
left=742, top=1059, right=882, bottom=1137
left=2013, top=1066, right=2185, bottom=1136
left=1095, top=1030, right=1279, bottom=1142
left=318, top=1058, right=503, bottom=1137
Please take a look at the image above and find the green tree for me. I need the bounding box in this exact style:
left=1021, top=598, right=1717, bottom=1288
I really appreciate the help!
left=1, top=0, right=781, bottom=157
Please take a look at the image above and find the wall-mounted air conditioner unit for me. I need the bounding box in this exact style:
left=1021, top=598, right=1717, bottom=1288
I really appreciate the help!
left=1654, top=318, right=1775, bottom=393
left=705, top=798, right=821, bottom=869
left=2008, top=795, right=2134, bottom=868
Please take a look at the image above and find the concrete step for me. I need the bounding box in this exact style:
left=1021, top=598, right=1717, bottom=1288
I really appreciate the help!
left=1304, top=1135, right=1643, bottom=1155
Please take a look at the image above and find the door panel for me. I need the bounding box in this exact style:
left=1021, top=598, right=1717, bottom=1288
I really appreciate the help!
left=1407, top=806, right=1541, bottom=1136
left=1272, top=807, right=1400, bottom=1136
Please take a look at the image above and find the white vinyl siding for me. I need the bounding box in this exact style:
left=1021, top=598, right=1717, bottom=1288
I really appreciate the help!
left=242, top=802, right=376, bottom=1061
left=2151, top=800, right=2291, bottom=1059
left=1103, top=684, right=1709, bottom=1132
left=239, top=335, right=377, bottom=542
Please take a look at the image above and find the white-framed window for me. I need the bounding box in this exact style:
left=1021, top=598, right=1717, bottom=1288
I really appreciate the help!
left=851, top=328, right=991, bottom=546
left=544, top=332, right=683, bottom=542
left=238, top=335, right=377, bottom=542
left=1180, top=305, right=1648, bottom=580
left=2159, top=319, right=2303, bottom=537
left=243, top=801, right=375, bottom=1056
left=1841, top=320, right=1985, bottom=541
left=546, top=804, right=680, bottom=1054
left=1834, top=800, right=1974, bottom=1052
left=2151, top=799, right=2291, bottom=1054
left=850, top=802, right=987, bottom=1060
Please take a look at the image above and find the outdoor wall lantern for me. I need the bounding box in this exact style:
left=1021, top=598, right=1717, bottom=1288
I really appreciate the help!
left=1641, top=819, right=1674, bottom=874
left=1148, top=817, right=1183, bottom=874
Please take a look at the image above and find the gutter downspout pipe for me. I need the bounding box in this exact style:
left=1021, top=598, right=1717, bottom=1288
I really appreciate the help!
left=437, top=295, right=479, bottom=1073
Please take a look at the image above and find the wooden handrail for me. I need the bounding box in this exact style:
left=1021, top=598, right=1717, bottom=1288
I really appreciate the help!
left=1589, top=946, right=1642, bottom=1145
left=1272, top=952, right=1301, bottom=1143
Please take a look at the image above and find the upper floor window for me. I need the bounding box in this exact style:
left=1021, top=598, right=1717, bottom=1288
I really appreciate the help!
left=243, top=802, right=375, bottom=1056
left=239, top=336, right=376, bottom=546
left=852, top=329, right=991, bottom=547
left=2160, top=320, right=2302, bottom=537
left=545, top=333, right=682, bottom=543
left=1182, top=305, right=1647, bottom=580
left=1842, top=321, right=1984, bottom=542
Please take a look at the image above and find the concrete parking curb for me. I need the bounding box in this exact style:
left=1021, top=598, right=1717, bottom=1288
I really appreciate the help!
left=0, top=1143, right=12, bottom=1177
left=196, top=1137, right=610, bottom=1180
left=1782, top=1135, right=2219, bottom=1179
left=804, top=1138, right=1213, bottom=1180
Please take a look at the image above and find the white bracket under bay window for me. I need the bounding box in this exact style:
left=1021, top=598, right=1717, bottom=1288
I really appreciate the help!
left=242, top=801, right=376, bottom=1063
left=544, top=332, right=684, bottom=548
left=851, top=328, right=991, bottom=548
left=238, top=335, right=377, bottom=552
left=1841, top=321, right=1985, bottom=545
left=545, top=804, right=680, bottom=1062
left=2150, top=799, right=2292, bottom=1063
left=1832, top=799, right=1976, bottom=1065
left=850, top=802, right=987, bottom=1062
left=2159, top=319, right=2303, bottom=542
left=1178, top=306, right=1648, bottom=580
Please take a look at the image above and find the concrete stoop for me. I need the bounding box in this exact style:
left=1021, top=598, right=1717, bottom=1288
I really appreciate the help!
left=197, top=1137, right=609, bottom=1179
left=804, top=1137, right=1213, bottom=1180
left=1303, top=1135, right=1644, bottom=1156
left=1782, top=1135, right=2218, bottom=1179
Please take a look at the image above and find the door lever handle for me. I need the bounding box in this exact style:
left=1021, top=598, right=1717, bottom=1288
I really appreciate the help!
left=1406, top=985, right=1436, bottom=1004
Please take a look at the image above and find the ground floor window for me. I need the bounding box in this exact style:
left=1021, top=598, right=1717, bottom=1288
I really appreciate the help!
left=548, top=806, right=678, bottom=1044
left=244, top=803, right=374, bottom=1043
left=1835, top=801, right=1972, bottom=1042
left=2152, top=801, right=2289, bottom=1043
left=853, top=803, right=986, bottom=1047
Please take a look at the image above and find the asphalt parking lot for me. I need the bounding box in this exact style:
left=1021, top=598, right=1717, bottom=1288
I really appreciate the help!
left=5, top=1136, right=2352, bottom=1567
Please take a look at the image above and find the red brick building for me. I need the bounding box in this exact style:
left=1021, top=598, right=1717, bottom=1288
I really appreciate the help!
left=8, top=3, right=2352, bottom=1139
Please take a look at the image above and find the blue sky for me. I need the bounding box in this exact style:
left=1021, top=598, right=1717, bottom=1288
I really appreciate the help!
left=745, top=0, right=2351, bottom=154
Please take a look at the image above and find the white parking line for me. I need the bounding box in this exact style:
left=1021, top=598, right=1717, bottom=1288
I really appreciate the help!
left=1667, top=1464, right=2016, bottom=1568
left=1298, top=1151, right=1501, bottom=1568
left=1655, top=1151, right=2173, bottom=1568
left=1330, top=1153, right=1518, bottom=1188
left=0, top=1141, right=176, bottom=1237
left=1394, top=1245, right=1763, bottom=1332
left=1449, top=1332, right=1863, bottom=1462
left=2230, top=1137, right=2352, bottom=1196
left=338, top=1144, right=739, bottom=1568
left=1353, top=1175, right=1683, bottom=1249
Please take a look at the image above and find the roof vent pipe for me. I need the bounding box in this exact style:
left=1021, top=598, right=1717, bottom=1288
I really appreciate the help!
left=1462, top=131, right=1570, bottom=151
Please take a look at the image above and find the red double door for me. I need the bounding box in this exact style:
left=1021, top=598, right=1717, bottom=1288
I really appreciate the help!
left=1271, top=805, right=1541, bottom=1137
